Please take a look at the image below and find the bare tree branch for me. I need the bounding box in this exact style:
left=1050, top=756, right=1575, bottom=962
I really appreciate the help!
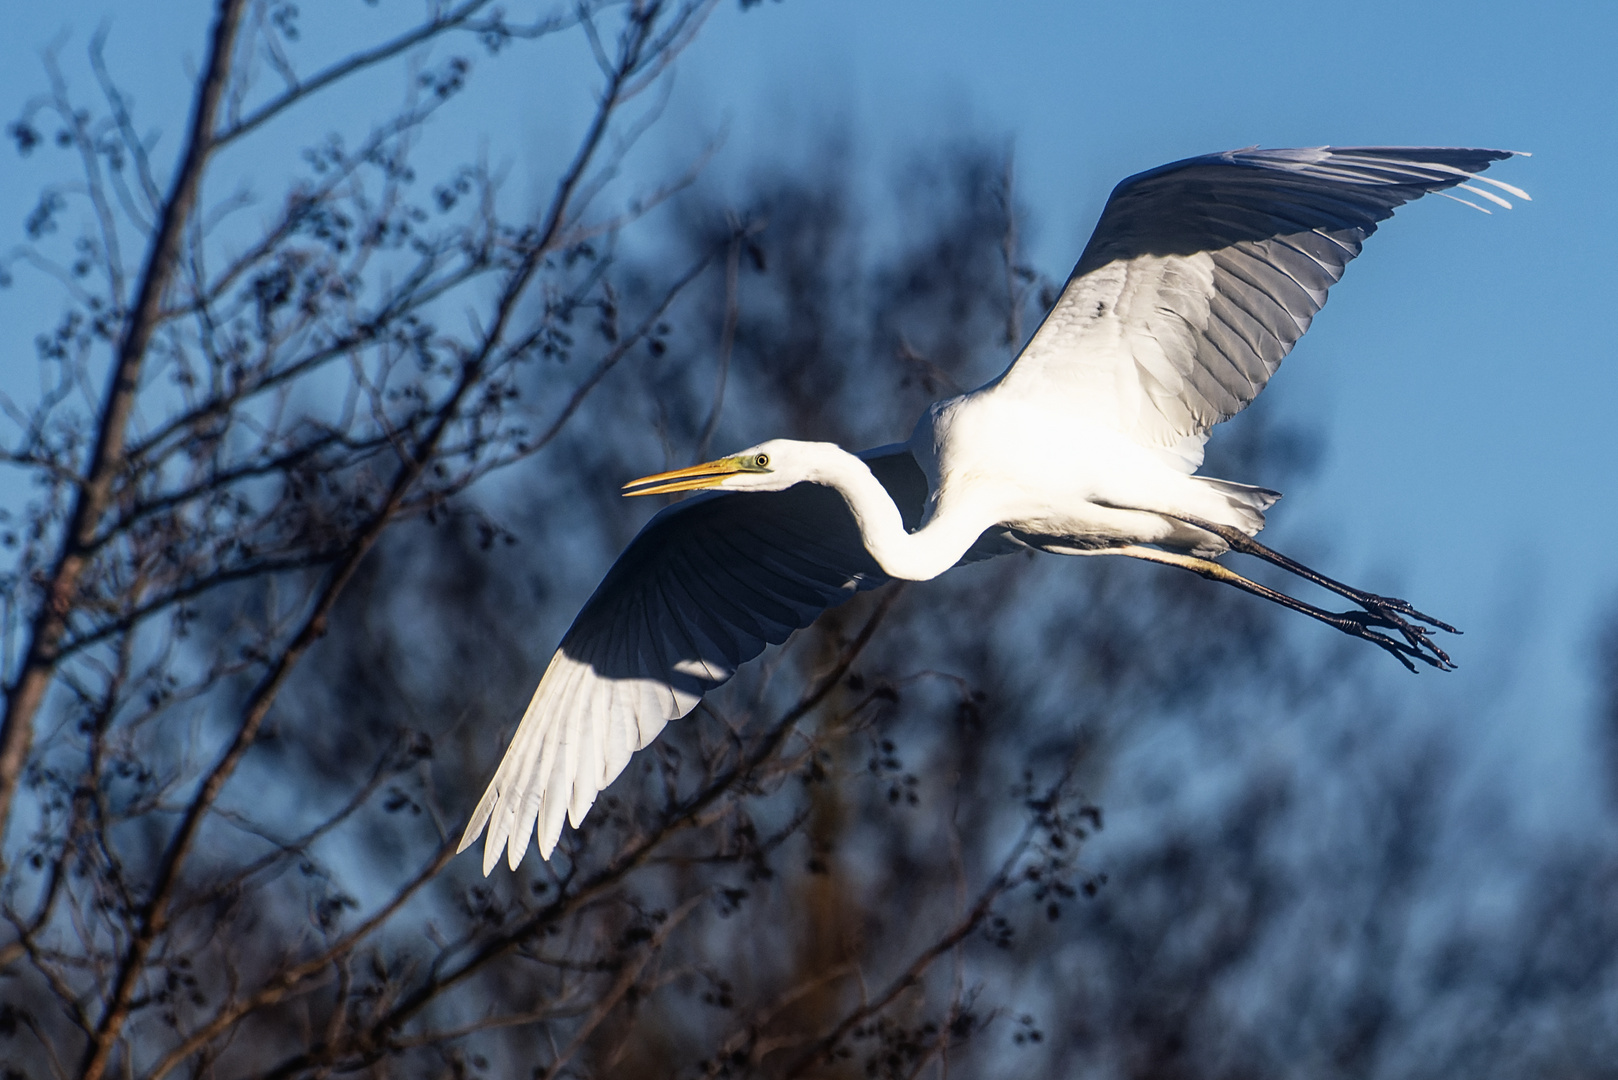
left=0, top=0, right=249, bottom=856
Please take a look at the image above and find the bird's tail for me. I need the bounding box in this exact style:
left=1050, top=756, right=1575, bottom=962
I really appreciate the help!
left=1194, top=476, right=1281, bottom=537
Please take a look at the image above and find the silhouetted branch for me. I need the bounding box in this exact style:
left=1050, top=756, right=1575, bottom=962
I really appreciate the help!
left=246, top=588, right=900, bottom=1079
left=0, top=0, right=248, bottom=858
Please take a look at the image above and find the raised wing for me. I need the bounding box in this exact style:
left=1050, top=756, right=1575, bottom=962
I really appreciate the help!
left=460, top=449, right=1019, bottom=872
left=1000, top=146, right=1526, bottom=469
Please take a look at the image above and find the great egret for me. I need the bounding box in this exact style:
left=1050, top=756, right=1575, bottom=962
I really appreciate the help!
left=461, top=145, right=1525, bottom=872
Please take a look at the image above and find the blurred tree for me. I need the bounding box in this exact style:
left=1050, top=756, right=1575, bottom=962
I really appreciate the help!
left=1599, top=605, right=1618, bottom=808
left=3, top=4, right=1618, bottom=1079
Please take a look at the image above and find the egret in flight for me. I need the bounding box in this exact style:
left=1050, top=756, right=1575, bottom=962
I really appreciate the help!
left=461, top=146, right=1526, bottom=872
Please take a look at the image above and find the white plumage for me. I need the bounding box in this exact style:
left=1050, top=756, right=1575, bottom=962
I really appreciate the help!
left=460, top=146, right=1526, bottom=872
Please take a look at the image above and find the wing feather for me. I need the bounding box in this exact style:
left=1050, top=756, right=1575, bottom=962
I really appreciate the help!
left=1213, top=246, right=1313, bottom=331
left=1002, top=146, right=1521, bottom=469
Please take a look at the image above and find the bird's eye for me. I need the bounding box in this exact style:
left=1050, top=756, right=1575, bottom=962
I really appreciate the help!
left=755, top=454, right=769, bottom=468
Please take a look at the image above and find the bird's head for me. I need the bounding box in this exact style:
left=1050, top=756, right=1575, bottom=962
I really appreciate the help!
left=622, top=439, right=812, bottom=497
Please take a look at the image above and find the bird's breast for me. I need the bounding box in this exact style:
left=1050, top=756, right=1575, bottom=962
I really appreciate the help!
left=922, top=391, right=1196, bottom=546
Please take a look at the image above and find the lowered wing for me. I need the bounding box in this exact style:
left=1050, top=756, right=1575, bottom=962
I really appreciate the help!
left=999, top=146, right=1525, bottom=470
left=460, top=448, right=1019, bottom=872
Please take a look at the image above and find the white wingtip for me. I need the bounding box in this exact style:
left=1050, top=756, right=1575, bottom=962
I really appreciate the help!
left=1457, top=182, right=1514, bottom=210
left=1434, top=190, right=1492, bottom=214
left=507, top=827, right=529, bottom=871
left=459, top=642, right=704, bottom=873
left=456, top=811, right=486, bottom=856
left=485, top=829, right=505, bottom=876
left=1475, top=173, right=1532, bottom=201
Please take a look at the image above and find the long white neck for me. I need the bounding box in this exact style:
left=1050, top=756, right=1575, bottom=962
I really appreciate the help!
left=804, top=445, right=986, bottom=582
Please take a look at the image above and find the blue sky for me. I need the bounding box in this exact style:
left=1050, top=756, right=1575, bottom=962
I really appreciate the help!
left=2, top=0, right=1614, bottom=831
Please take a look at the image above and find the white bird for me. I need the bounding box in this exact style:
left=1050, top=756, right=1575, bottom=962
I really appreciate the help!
left=461, top=146, right=1526, bottom=872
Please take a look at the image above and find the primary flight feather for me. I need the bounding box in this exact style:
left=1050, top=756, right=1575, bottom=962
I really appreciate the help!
left=460, top=146, right=1526, bottom=872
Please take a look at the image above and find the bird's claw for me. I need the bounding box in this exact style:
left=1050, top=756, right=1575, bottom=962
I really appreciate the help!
left=1334, top=605, right=1456, bottom=672
left=1353, top=592, right=1461, bottom=636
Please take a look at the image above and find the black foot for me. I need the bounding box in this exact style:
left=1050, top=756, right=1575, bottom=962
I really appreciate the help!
left=1167, top=514, right=1460, bottom=673
left=1332, top=607, right=1454, bottom=673
left=1346, top=593, right=1456, bottom=668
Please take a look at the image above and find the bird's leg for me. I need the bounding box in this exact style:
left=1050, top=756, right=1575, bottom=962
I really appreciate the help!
left=1159, top=514, right=1458, bottom=665
left=1100, top=545, right=1448, bottom=673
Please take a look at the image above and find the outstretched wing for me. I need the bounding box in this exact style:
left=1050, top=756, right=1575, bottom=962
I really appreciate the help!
left=460, top=449, right=1018, bottom=872
left=1000, top=146, right=1526, bottom=470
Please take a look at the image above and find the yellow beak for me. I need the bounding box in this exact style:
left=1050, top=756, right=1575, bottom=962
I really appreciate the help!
left=622, top=457, right=746, bottom=497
